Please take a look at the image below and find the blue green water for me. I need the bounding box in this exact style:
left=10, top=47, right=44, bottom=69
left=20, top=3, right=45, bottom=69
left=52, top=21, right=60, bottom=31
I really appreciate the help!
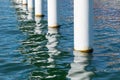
left=1, top=0, right=120, bottom=80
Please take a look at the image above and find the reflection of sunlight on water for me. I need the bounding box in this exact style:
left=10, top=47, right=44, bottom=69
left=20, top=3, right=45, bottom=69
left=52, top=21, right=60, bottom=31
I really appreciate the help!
left=67, top=51, right=94, bottom=80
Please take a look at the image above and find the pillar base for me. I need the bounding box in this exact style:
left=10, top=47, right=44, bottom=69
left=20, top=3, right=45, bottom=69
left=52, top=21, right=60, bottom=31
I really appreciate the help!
left=22, top=4, right=27, bottom=5
left=48, top=25, right=60, bottom=28
left=28, top=8, right=34, bottom=10
left=74, top=48, right=93, bottom=53
left=35, top=14, right=44, bottom=17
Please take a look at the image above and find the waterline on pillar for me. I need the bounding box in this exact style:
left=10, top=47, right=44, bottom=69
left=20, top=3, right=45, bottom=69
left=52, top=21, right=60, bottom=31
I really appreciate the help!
left=74, top=48, right=93, bottom=53
left=35, top=14, right=44, bottom=17
left=22, top=4, right=27, bottom=5
left=28, top=8, right=34, bottom=11
left=48, top=25, right=60, bottom=28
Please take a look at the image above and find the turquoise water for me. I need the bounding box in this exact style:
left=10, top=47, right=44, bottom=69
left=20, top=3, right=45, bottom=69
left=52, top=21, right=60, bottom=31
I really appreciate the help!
left=1, top=0, right=120, bottom=80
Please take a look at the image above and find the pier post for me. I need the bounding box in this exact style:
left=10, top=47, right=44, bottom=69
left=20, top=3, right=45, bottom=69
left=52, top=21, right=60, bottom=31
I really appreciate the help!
left=35, top=0, right=44, bottom=17
left=48, top=0, right=59, bottom=28
left=74, top=0, right=94, bottom=52
left=28, top=0, right=34, bottom=12
left=22, top=0, right=27, bottom=5
left=16, top=0, right=22, bottom=4
left=22, top=0, right=27, bottom=11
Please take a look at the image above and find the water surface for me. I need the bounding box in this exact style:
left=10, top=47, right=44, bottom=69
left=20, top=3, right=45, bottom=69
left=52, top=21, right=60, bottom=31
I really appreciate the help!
left=0, top=0, right=120, bottom=80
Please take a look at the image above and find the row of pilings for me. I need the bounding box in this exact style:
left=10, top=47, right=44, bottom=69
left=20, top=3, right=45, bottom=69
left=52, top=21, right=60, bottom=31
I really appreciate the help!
left=12, top=0, right=94, bottom=53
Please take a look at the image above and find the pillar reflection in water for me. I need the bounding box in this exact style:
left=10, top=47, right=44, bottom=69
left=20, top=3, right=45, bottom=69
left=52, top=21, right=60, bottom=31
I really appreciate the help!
left=16, top=0, right=22, bottom=9
left=67, top=51, right=94, bottom=80
left=18, top=15, right=47, bottom=62
left=28, top=28, right=61, bottom=79
left=27, top=8, right=35, bottom=21
left=12, top=0, right=22, bottom=11
left=12, top=1, right=27, bottom=22
left=34, top=17, right=45, bottom=34
left=22, top=4, right=27, bottom=12
left=46, top=28, right=60, bottom=68
left=19, top=4, right=28, bottom=21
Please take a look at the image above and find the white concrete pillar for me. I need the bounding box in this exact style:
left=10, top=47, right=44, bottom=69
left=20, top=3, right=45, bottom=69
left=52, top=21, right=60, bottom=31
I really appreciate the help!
left=22, top=0, right=27, bottom=11
left=22, top=0, right=27, bottom=5
left=28, top=0, right=34, bottom=12
left=27, top=0, right=34, bottom=21
left=74, top=0, right=94, bottom=52
left=48, top=0, right=59, bottom=27
left=35, top=0, right=44, bottom=17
